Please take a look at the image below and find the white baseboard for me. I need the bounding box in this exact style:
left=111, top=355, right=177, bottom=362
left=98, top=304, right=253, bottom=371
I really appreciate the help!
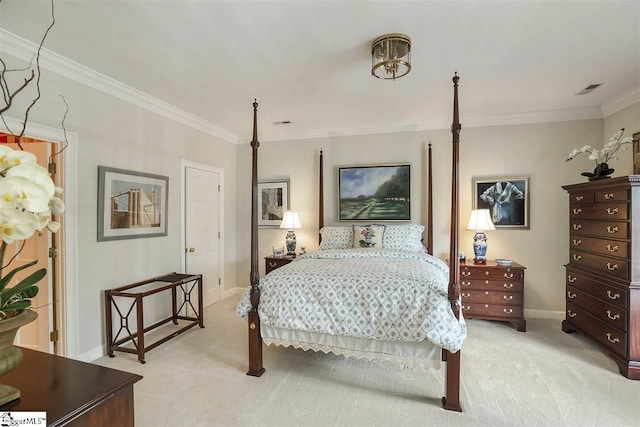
left=524, top=309, right=565, bottom=320
left=83, top=345, right=106, bottom=363
left=224, top=286, right=247, bottom=299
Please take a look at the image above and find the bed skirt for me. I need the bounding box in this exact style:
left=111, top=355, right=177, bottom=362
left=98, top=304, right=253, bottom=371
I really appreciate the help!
left=262, top=325, right=442, bottom=369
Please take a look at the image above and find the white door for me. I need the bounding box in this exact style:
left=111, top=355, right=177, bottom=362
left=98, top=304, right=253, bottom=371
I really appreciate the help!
left=184, top=165, right=223, bottom=307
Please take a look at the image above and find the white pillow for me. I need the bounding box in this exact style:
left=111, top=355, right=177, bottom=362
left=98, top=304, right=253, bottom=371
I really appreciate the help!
left=353, top=225, right=385, bottom=248
left=319, top=226, right=353, bottom=250
left=382, top=224, right=425, bottom=252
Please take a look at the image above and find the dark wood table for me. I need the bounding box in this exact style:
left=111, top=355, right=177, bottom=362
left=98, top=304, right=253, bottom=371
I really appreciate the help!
left=0, top=348, right=142, bottom=426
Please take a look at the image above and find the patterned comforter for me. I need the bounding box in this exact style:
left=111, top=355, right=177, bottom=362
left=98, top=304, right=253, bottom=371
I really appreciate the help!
left=236, top=248, right=466, bottom=352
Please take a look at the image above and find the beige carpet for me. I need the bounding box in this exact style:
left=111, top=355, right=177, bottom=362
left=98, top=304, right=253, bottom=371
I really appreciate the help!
left=94, top=295, right=640, bottom=427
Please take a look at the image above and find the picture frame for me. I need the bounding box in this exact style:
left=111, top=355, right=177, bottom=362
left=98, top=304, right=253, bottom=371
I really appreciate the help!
left=258, top=179, right=290, bottom=227
left=338, top=164, right=411, bottom=221
left=633, top=131, right=640, bottom=175
left=97, top=166, right=169, bottom=241
left=472, top=176, right=529, bottom=229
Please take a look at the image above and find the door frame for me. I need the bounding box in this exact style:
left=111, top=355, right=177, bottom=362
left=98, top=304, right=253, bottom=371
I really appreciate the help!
left=180, top=160, right=224, bottom=301
left=1, top=116, right=79, bottom=358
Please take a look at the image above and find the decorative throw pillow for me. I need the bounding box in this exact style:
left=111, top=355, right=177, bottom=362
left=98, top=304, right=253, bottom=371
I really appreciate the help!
left=382, top=224, right=425, bottom=252
left=353, top=225, right=385, bottom=248
left=319, top=226, right=353, bottom=250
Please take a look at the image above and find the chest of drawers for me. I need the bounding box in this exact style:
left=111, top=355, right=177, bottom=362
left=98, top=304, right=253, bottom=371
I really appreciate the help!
left=562, top=176, right=640, bottom=380
left=460, top=260, right=526, bottom=331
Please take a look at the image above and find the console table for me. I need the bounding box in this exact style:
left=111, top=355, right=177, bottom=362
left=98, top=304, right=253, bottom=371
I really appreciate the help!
left=0, top=348, right=142, bottom=426
left=105, top=273, right=204, bottom=364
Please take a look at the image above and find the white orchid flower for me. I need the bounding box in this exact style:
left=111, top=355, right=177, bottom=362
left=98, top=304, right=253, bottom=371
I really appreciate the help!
left=0, top=146, right=37, bottom=172
left=0, top=207, right=39, bottom=244
left=588, top=149, right=600, bottom=161
left=49, top=196, right=65, bottom=216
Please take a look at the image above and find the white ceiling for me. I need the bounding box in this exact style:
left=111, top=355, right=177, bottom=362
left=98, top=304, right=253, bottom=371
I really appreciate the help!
left=1, top=1, right=639, bottom=143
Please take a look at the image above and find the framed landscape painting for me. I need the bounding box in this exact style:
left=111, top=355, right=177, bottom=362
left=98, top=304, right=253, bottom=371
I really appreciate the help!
left=472, top=176, right=529, bottom=229
left=257, top=179, right=289, bottom=227
left=98, top=166, right=169, bottom=241
left=338, top=164, right=410, bottom=221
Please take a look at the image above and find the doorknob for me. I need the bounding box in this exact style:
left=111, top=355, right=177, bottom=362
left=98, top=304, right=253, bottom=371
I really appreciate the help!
left=186, top=247, right=195, bottom=253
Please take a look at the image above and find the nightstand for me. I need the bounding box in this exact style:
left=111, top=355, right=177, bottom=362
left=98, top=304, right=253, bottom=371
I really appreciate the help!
left=459, top=260, right=527, bottom=332
left=265, top=255, right=295, bottom=274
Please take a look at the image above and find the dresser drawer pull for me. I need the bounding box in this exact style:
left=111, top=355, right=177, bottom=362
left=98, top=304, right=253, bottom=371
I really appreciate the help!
left=603, top=192, right=614, bottom=200
left=575, top=195, right=584, bottom=201
left=504, top=273, right=514, bottom=278
left=572, top=208, right=582, bottom=215
left=484, top=304, right=489, bottom=308
left=462, top=281, right=471, bottom=287
left=606, top=333, right=620, bottom=344
left=606, top=263, right=619, bottom=271
left=607, top=290, right=620, bottom=300
left=268, top=262, right=277, bottom=267
left=606, top=226, right=619, bottom=234
left=606, top=310, right=620, bottom=320
left=503, top=283, right=514, bottom=289
left=462, top=306, right=470, bottom=310
left=606, top=207, right=619, bottom=215
left=461, top=271, right=471, bottom=277
left=572, top=254, right=582, bottom=261
left=461, top=292, right=471, bottom=297
left=503, top=295, right=513, bottom=301
left=572, top=223, right=582, bottom=230
left=503, top=308, right=513, bottom=314
left=606, top=244, right=619, bottom=252
left=567, top=275, right=577, bottom=283
left=567, top=291, right=576, bottom=299
left=567, top=310, right=577, bottom=318
left=572, top=239, right=582, bottom=246
left=485, top=271, right=490, bottom=276
left=485, top=280, right=489, bottom=285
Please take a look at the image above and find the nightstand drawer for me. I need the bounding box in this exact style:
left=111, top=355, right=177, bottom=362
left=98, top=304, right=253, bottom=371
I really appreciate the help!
left=265, top=256, right=294, bottom=274
left=461, top=303, right=523, bottom=319
left=461, top=290, right=522, bottom=305
left=460, top=279, right=523, bottom=292
left=460, top=266, right=524, bottom=281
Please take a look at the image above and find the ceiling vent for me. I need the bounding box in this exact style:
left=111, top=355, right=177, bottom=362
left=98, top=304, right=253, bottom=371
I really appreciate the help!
left=576, top=83, right=603, bottom=95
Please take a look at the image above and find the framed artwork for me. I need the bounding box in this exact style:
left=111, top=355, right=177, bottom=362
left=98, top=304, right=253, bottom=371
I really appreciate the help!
left=97, top=166, right=169, bottom=241
left=633, top=131, right=640, bottom=175
left=473, top=176, right=529, bottom=229
left=258, top=179, right=290, bottom=227
left=338, top=164, right=410, bottom=221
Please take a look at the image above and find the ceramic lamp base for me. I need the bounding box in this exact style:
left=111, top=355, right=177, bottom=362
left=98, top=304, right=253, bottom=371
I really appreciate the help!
left=472, top=232, right=488, bottom=264
left=285, top=230, right=297, bottom=256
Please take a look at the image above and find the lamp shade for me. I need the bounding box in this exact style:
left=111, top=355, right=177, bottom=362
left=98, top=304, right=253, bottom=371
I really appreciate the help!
left=280, top=210, right=301, bottom=230
left=466, top=209, right=496, bottom=231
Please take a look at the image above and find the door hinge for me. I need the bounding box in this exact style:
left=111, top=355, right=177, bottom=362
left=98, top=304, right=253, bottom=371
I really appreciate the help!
left=48, top=161, right=56, bottom=174
left=49, top=246, right=58, bottom=258
left=50, top=330, right=59, bottom=342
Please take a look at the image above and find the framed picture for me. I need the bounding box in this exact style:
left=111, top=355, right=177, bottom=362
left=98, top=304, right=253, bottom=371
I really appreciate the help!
left=98, top=166, right=169, bottom=241
left=338, top=164, right=410, bottom=221
left=472, top=176, right=529, bottom=229
left=633, top=131, right=640, bottom=175
left=258, top=179, right=289, bottom=227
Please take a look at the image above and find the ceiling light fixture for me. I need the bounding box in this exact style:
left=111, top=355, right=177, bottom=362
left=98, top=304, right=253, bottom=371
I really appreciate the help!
left=371, top=33, right=411, bottom=80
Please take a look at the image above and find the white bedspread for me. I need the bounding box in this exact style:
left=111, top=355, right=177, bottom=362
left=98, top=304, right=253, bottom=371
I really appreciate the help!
left=237, top=248, right=466, bottom=353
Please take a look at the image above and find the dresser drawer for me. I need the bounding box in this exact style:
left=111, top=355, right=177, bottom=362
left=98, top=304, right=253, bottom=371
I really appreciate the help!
left=460, top=279, right=523, bottom=292
left=569, top=202, right=628, bottom=220
left=570, top=219, right=628, bottom=239
left=569, top=250, right=629, bottom=280
left=595, top=188, right=630, bottom=202
left=569, top=235, right=629, bottom=259
left=570, top=191, right=594, bottom=204
left=565, top=267, right=627, bottom=309
left=460, top=265, right=524, bottom=281
left=566, top=285, right=627, bottom=331
left=461, top=290, right=522, bottom=305
left=461, top=303, right=522, bottom=319
left=566, top=302, right=627, bottom=357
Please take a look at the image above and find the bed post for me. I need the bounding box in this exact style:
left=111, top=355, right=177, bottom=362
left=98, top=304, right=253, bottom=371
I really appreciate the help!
left=247, top=99, right=265, bottom=377
left=442, top=73, right=462, bottom=412
left=427, top=143, right=433, bottom=255
left=319, top=149, right=324, bottom=245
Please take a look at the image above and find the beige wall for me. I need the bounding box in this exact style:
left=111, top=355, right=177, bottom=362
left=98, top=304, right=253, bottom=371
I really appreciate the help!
left=236, top=118, right=608, bottom=317
left=603, top=102, right=640, bottom=175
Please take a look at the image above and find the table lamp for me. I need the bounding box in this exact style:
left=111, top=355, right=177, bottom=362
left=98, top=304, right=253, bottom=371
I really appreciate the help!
left=466, top=209, right=496, bottom=264
left=280, top=210, right=301, bottom=256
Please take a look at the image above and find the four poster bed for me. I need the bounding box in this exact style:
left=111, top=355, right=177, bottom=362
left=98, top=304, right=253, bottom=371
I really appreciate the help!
left=238, top=74, right=465, bottom=411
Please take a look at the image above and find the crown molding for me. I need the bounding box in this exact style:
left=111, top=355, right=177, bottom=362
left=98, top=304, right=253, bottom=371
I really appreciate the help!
left=0, top=29, right=239, bottom=144
left=601, top=86, right=640, bottom=118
